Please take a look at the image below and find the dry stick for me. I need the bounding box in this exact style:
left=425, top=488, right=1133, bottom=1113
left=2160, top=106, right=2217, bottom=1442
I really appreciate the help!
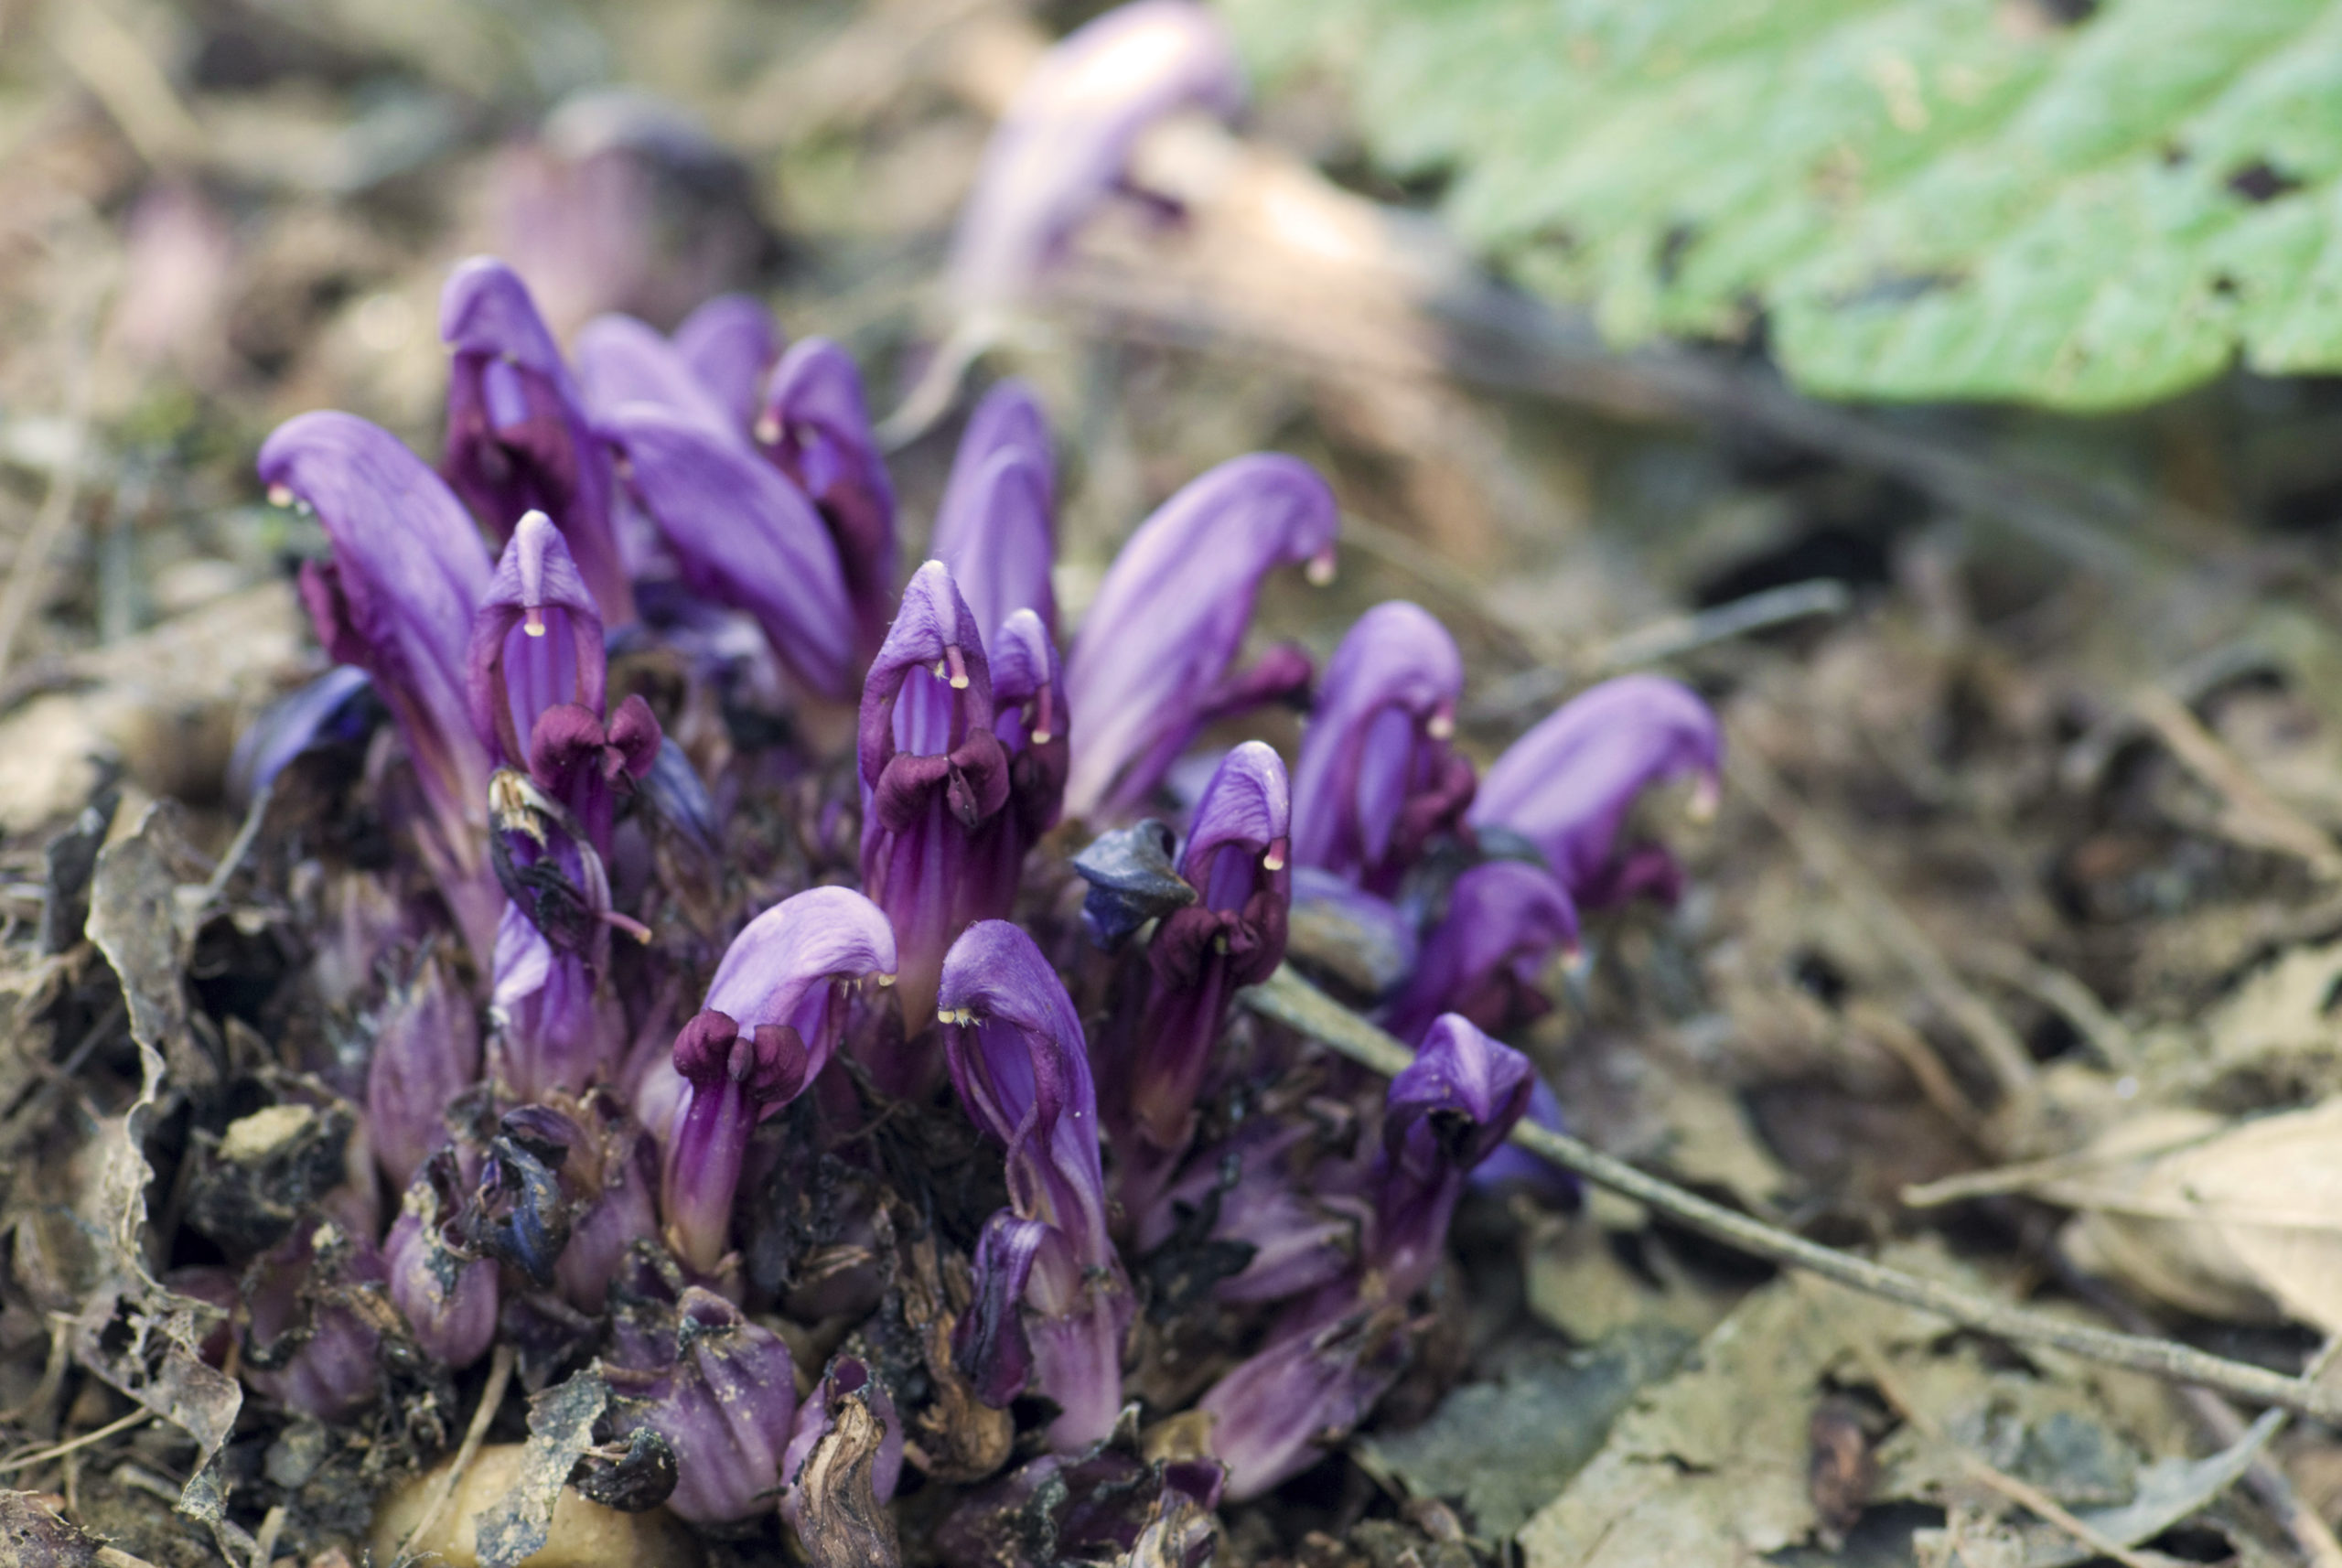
left=0, top=1407, right=153, bottom=1475
left=392, top=1344, right=515, bottom=1564
left=1237, top=963, right=2342, bottom=1424
left=1727, top=740, right=2039, bottom=1107
left=2132, top=686, right=2342, bottom=881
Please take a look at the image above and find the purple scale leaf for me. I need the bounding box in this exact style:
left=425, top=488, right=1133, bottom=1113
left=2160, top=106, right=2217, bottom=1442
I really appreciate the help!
left=604, top=1286, right=797, bottom=1522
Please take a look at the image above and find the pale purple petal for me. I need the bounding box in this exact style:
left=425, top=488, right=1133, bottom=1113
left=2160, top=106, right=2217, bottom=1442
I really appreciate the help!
left=672, top=293, right=780, bottom=431
left=1291, top=602, right=1466, bottom=882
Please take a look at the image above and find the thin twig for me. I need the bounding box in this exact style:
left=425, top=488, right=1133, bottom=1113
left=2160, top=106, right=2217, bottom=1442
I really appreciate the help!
left=392, top=1344, right=514, bottom=1564
left=1238, top=963, right=2342, bottom=1423
left=1729, top=737, right=2039, bottom=1108
left=0, top=1408, right=153, bottom=1474
left=2133, top=686, right=2342, bottom=880
left=248, top=1502, right=286, bottom=1568
left=1961, top=943, right=2140, bottom=1074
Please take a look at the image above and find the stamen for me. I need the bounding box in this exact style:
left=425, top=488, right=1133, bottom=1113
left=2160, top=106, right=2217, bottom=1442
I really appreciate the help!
left=523, top=606, right=548, bottom=638
left=1305, top=546, right=1337, bottom=586
left=752, top=413, right=781, bottom=445
left=1031, top=687, right=1056, bottom=746
left=1262, top=838, right=1287, bottom=873
left=266, top=484, right=294, bottom=508
left=1426, top=706, right=1455, bottom=741
left=601, top=909, right=654, bottom=944
left=943, top=646, right=972, bottom=690
left=1688, top=775, right=1720, bottom=822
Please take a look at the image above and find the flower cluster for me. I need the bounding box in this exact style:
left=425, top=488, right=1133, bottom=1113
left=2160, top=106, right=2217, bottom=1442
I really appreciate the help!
left=216, top=4, right=1724, bottom=1553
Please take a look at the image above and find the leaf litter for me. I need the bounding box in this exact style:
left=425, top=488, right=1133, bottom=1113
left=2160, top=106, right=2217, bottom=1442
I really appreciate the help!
left=17, top=0, right=2342, bottom=1564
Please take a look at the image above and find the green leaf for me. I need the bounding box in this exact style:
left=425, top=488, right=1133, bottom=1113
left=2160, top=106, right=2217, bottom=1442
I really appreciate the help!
left=1221, top=0, right=2342, bottom=407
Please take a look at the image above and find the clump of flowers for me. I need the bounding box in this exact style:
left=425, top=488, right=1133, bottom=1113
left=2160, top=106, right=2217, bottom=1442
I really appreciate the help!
left=216, top=5, right=1726, bottom=1557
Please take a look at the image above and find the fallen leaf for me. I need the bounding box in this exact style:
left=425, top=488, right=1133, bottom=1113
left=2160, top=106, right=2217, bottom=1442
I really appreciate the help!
left=474, top=1369, right=610, bottom=1568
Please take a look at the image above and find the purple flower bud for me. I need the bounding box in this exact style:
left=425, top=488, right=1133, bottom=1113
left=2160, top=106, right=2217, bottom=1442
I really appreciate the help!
left=1292, top=602, right=1472, bottom=894
left=1106, top=742, right=1290, bottom=1211
left=940, top=921, right=1134, bottom=1451
left=1381, top=858, right=1579, bottom=1047
left=1468, top=673, right=1722, bottom=908
left=757, top=338, right=898, bottom=660
left=1138, top=1122, right=1361, bottom=1305
left=780, top=1355, right=903, bottom=1558
left=858, top=563, right=1015, bottom=1032
left=227, top=665, right=375, bottom=807
left=596, top=402, right=856, bottom=701
left=932, top=381, right=1057, bottom=650
left=1199, top=1015, right=1532, bottom=1498
left=488, top=771, right=636, bottom=1101
left=366, top=947, right=481, bottom=1191
left=258, top=411, right=500, bottom=961
left=509, top=1093, right=659, bottom=1311
left=385, top=1150, right=498, bottom=1367
left=604, top=1285, right=798, bottom=1522
left=673, top=293, right=782, bottom=433
left=467, top=510, right=607, bottom=768
left=1064, top=454, right=1337, bottom=816
left=241, top=1219, right=386, bottom=1422
left=440, top=257, right=634, bottom=623
left=947, top=0, right=1243, bottom=308
left=662, top=887, right=897, bottom=1274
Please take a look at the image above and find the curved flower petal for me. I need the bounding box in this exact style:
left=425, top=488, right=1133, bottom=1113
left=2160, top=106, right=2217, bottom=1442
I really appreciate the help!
left=672, top=292, right=780, bottom=432
left=467, top=510, right=607, bottom=770
left=575, top=311, right=741, bottom=434
left=948, top=0, right=1243, bottom=307
left=597, top=402, right=855, bottom=700
left=1065, top=453, right=1337, bottom=816
left=933, top=381, right=1057, bottom=649
left=440, top=256, right=632, bottom=622
left=1381, top=858, right=1579, bottom=1047
left=1291, top=601, right=1467, bottom=889
left=757, top=338, right=897, bottom=658
left=1468, top=673, right=1722, bottom=906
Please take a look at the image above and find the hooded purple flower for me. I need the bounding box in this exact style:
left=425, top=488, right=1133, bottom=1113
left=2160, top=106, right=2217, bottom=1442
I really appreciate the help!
left=365, top=947, right=480, bottom=1191
left=596, top=402, right=856, bottom=701
left=757, top=338, right=898, bottom=660
left=1292, top=602, right=1473, bottom=895
left=673, top=292, right=782, bottom=431
left=858, top=562, right=1016, bottom=1036
left=1101, top=742, right=1290, bottom=1214
left=948, top=0, right=1243, bottom=308
left=1468, top=673, right=1722, bottom=908
left=384, top=1149, right=498, bottom=1368
left=259, top=411, right=500, bottom=961
left=575, top=311, right=745, bottom=436
left=931, top=380, right=1057, bottom=650
left=661, top=887, right=897, bottom=1275
left=604, top=1285, right=798, bottom=1522
left=1065, top=454, right=1337, bottom=817
left=940, top=921, right=1134, bottom=1452
left=1381, top=859, right=1580, bottom=1047
left=440, top=257, right=634, bottom=624
left=1199, top=1015, right=1531, bottom=1498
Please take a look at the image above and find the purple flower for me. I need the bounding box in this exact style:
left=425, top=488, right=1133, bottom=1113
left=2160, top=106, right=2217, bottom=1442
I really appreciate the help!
left=672, top=293, right=781, bottom=431
left=575, top=311, right=745, bottom=436
left=939, top=921, right=1134, bottom=1452
left=1291, top=602, right=1473, bottom=895
left=1468, top=673, right=1722, bottom=908
left=384, top=1149, right=498, bottom=1368
left=486, top=772, right=637, bottom=1102
left=1064, top=454, right=1337, bottom=817
left=596, top=402, right=856, bottom=701
left=1470, top=1077, right=1582, bottom=1209
left=241, top=1219, right=387, bottom=1422
left=931, top=380, right=1056, bottom=649
left=259, top=411, right=500, bottom=961
left=1101, top=742, right=1290, bottom=1213
left=757, top=338, right=898, bottom=660
left=365, top=947, right=480, bottom=1191
left=440, top=257, right=634, bottom=624
left=1381, top=859, right=1579, bottom=1047
left=661, top=887, right=897, bottom=1275
left=858, top=563, right=1015, bottom=1036
left=1199, top=1014, right=1532, bottom=1498
left=780, top=1355, right=903, bottom=1560
left=948, top=0, right=1243, bottom=308
left=604, top=1285, right=798, bottom=1522
left=1137, top=1120, right=1362, bottom=1305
